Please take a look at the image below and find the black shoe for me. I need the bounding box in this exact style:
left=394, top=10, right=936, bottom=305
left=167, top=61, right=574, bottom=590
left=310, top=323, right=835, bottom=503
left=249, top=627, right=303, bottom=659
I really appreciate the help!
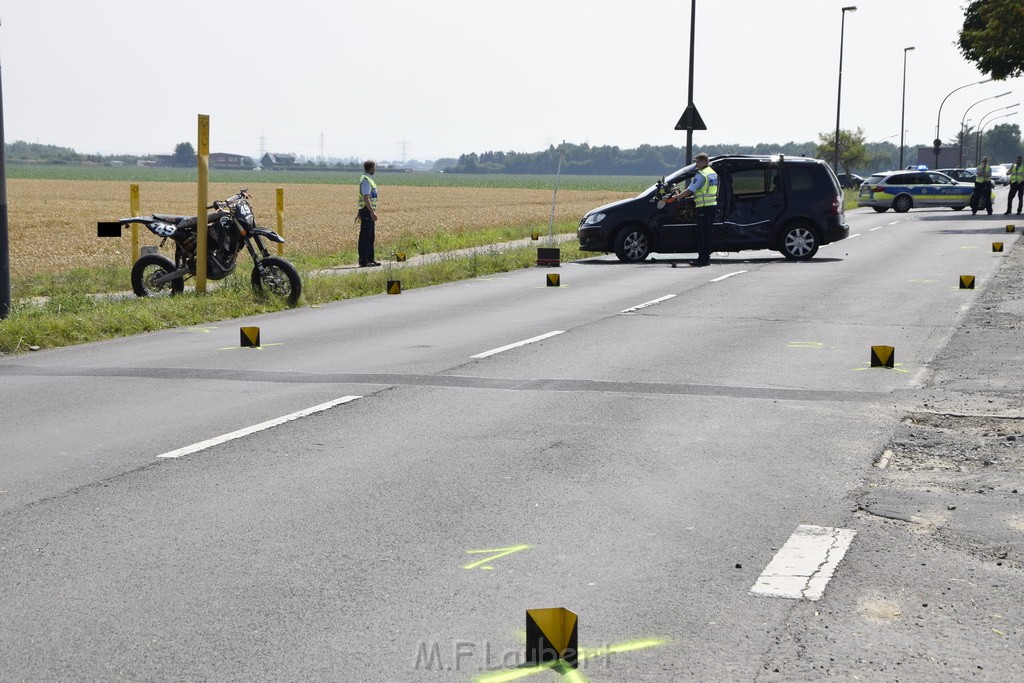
left=358, top=262, right=367, bottom=267
left=690, top=260, right=709, bottom=267
left=1005, top=211, right=1012, bottom=215
left=366, top=261, right=382, bottom=267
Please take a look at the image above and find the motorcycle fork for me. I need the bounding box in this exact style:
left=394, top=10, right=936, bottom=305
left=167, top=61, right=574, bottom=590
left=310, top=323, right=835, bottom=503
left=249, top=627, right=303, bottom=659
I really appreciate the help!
left=244, top=235, right=271, bottom=272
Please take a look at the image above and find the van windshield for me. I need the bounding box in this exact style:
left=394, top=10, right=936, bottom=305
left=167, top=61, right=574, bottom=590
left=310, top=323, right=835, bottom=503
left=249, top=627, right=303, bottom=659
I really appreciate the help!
left=640, top=164, right=696, bottom=197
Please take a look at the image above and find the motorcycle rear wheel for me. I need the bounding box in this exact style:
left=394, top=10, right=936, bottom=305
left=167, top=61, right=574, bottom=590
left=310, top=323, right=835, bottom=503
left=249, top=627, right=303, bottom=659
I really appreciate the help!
left=251, top=256, right=301, bottom=307
left=131, top=253, right=184, bottom=297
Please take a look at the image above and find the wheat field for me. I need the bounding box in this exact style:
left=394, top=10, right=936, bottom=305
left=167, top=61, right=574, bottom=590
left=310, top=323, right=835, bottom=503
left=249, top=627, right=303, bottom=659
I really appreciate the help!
left=6, top=179, right=632, bottom=276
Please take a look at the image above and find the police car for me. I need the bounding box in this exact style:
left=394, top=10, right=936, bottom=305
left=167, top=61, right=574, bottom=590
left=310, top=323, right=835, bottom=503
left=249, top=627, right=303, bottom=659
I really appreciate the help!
left=857, top=168, right=990, bottom=213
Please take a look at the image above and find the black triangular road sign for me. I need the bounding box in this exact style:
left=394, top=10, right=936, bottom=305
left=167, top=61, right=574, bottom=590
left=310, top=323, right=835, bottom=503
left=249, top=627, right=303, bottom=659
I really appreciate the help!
left=674, top=104, right=707, bottom=131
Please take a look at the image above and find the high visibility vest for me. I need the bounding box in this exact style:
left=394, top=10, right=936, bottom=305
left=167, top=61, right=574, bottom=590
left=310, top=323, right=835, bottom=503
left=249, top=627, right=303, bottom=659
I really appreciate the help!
left=976, top=163, right=991, bottom=183
left=358, top=174, right=378, bottom=209
left=694, top=166, right=718, bottom=207
left=1010, top=164, right=1024, bottom=184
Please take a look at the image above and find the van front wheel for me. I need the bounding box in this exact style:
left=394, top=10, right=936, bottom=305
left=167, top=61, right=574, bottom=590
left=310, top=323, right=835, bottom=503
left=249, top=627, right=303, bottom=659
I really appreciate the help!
left=779, top=224, right=819, bottom=261
left=613, top=226, right=651, bottom=262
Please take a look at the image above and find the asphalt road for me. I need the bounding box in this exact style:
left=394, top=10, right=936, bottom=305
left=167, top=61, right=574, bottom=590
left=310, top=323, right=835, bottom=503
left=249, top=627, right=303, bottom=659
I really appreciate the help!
left=1, top=198, right=1021, bottom=681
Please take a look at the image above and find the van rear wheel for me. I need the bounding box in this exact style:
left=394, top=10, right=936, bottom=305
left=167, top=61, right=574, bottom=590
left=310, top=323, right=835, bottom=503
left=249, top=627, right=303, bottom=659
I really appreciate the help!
left=779, top=224, right=819, bottom=261
left=613, top=226, right=651, bottom=262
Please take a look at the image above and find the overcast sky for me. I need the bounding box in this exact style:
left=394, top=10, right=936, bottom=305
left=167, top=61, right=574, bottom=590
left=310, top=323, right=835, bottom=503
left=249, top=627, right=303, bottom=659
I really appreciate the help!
left=2, top=0, right=1020, bottom=162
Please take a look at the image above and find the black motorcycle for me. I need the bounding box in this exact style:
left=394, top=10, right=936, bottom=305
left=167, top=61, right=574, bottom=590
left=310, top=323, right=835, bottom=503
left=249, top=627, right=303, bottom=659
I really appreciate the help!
left=118, top=189, right=301, bottom=306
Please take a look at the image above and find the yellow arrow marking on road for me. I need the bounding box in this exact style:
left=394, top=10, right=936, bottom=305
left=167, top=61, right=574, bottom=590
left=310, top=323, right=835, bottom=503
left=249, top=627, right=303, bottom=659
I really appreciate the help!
left=464, top=545, right=531, bottom=570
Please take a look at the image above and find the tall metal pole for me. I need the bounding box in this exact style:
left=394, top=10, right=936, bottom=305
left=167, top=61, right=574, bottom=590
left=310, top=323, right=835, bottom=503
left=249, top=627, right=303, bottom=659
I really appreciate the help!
left=685, top=0, right=696, bottom=165
left=935, top=77, right=993, bottom=169
left=899, top=46, right=914, bottom=169
left=975, top=107, right=1020, bottom=164
left=0, top=22, right=10, bottom=321
left=959, top=91, right=1010, bottom=167
left=835, top=6, right=856, bottom=174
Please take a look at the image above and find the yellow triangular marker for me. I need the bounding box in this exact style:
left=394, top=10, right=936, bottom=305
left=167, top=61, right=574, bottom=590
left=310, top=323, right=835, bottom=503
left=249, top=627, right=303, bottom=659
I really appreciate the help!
left=870, top=345, right=894, bottom=368
left=993, top=242, right=1004, bottom=252
left=387, top=280, right=401, bottom=295
left=1007, top=225, right=1016, bottom=233
left=959, top=275, right=975, bottom=289
left=240, top=326, right=260, bottom=348
left=547, top=273, right=560, bottom=287
left=526, top=608, right=578, bottom=668
left=396, top=252, right=407, bottom=262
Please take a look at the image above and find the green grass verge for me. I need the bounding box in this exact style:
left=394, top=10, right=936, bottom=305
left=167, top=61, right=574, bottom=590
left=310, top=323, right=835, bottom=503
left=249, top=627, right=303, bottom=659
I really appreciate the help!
left=0, top=237, right=586, bottom=355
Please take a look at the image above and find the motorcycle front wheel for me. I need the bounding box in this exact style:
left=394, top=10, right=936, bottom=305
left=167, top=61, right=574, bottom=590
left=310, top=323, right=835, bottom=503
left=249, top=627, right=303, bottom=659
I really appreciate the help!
left=131, top=254, right=184, bottom=297
left=251, top=256, right=301, bottom=307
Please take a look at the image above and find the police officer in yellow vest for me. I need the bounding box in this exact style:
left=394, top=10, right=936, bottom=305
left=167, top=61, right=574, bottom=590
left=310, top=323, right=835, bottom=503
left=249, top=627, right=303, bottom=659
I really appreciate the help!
left=1006, top=155, right=1024, bottom=216
left=971, top=156, right=992, bottom=216
left=358, top=160, right=381, bottom=267
left=677, top=152, right=718, bottom=266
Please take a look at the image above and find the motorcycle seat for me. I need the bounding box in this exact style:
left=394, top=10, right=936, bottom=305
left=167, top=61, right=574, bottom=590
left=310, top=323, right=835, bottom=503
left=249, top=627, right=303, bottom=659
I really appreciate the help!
left=153, top=213, right=194, bottom=225
left=152, top=212, right=224, bottom=229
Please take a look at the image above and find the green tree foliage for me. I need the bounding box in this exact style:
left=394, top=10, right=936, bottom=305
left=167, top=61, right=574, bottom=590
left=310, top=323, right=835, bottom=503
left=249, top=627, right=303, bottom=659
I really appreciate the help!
left=959, top=0, right=1024, bottom=80
left=444, top=141, right=818, bottom=175
left=172, top=142, right=196, bottom=166
left=815, top=128, right=869, bottom=176
left=978, top=123, right=1022, bottom=163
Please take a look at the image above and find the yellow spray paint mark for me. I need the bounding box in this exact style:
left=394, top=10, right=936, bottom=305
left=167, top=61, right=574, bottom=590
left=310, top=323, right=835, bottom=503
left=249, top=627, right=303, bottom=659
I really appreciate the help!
left=851, top=362, right=909, bottom=374
left=475, top=637, right=667, bottom=683
left=961, top=246, right=979, bottom=250
left=219, top=343, right=282, bottom=351
left=787, top=341, right=823, bottom=349
left=907, top=278, right=936, bottom=284
left=463, top=545, right=530, bottom=570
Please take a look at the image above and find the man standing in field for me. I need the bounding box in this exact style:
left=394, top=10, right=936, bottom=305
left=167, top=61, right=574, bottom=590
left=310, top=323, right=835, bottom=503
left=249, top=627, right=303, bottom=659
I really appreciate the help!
left=358, top=160, right=381, bottom=267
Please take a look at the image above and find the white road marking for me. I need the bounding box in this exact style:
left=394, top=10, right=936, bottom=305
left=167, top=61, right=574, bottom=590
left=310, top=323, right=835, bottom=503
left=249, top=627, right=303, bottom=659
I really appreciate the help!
left=156, top=396, right=363, bottom=459
left=709, top=270, right=748, bottom=282
left=847, top=233, right=862, bottom=239
left=620, top=294, right=676, bottom=313
left=869, top=226, right=883, bottom=231
left=749, top=524, right=857, bottom=601
left=471, top=330, right=565, bottom=359
left=888, top=221, right=900, bottom=225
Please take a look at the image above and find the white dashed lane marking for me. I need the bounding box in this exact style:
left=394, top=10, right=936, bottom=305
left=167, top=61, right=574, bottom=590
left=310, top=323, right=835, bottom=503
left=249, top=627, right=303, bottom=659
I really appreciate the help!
left=709, top=270, right=748, bottom=283
left=156, top=396, right=363, bottom=459
left=620, top=294, right=676, bottom=314
left=749, top=524, right=857, bottom=601
left=472, top=331, right=565, bottom=359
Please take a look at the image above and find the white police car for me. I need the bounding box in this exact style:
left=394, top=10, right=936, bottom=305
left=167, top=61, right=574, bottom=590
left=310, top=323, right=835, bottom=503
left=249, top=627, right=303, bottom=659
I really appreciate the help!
left=857, top=168, right=989, bottom=213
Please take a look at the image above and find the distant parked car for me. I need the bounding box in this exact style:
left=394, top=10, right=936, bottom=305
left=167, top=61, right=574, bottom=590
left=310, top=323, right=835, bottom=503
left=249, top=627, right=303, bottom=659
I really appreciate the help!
left=990, top=165, right=1010, bottom=185
left=836, top=172, right=866, bottom=188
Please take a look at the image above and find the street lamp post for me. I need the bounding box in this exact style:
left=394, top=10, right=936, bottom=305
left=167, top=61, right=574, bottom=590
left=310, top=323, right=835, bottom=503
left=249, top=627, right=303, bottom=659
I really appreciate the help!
left=899, top=46, right=915, bottom=169
left=959, top=91, right=1011, bottom=167
left=835, top=6, right=857, bottom=174
left=935, top=77, right=993, bottom=169
left=975, top=105, right=1020, bottom=163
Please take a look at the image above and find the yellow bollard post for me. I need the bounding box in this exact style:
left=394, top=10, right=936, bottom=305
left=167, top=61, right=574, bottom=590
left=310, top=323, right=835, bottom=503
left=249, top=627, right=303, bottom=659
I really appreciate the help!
left=276, top=187, right=285, bottom=257
left=196, top=114, right=210, bottom=294
left=129, top=184, right=140, bottom=262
